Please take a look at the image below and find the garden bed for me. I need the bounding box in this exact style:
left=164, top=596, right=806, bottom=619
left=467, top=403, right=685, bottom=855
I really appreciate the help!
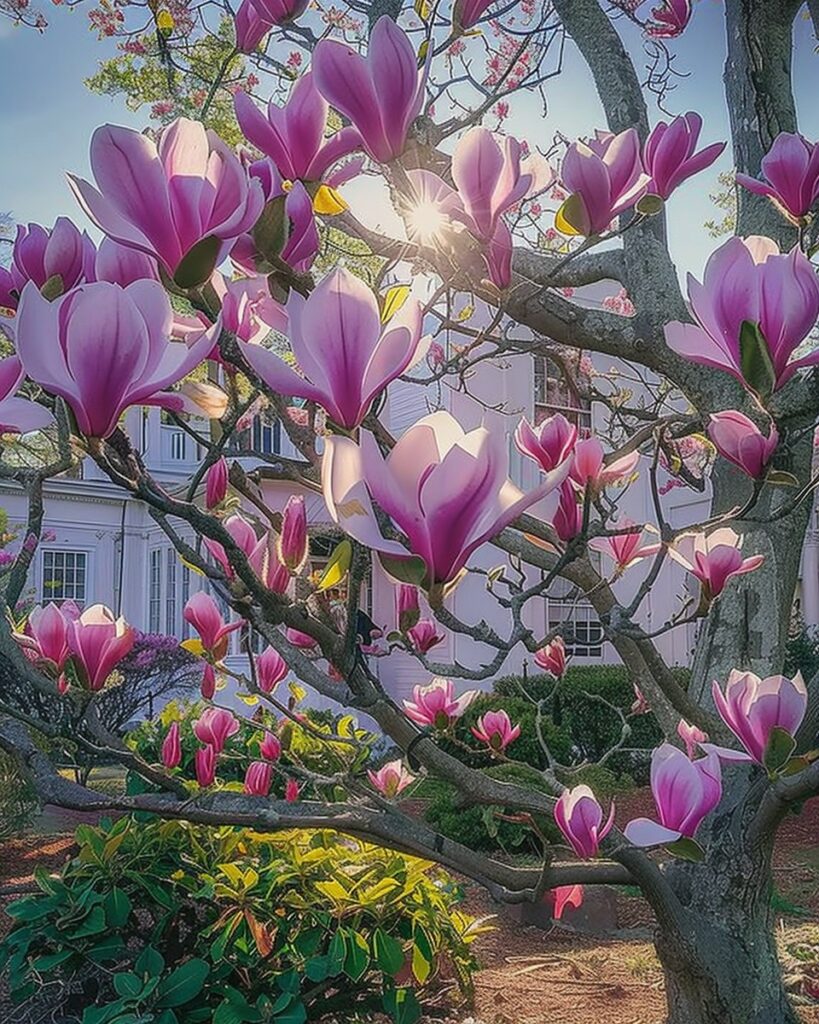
left=1, top=793, right=817, bottom=1024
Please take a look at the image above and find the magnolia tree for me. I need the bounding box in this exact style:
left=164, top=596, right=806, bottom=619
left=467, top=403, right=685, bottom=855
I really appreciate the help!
left=1, top=1, right=819, bottom=1022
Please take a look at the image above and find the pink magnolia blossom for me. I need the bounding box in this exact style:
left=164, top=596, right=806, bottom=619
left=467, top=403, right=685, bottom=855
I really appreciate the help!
left=396, top=584, right=421, bottom=633
left=668, top=527, right=764, bottom=601
left=242, top=267, right=425, bottom=430
left=589, top=520, right=660, bottom=572
left=279, top=495, right=308, bottom=571
left=625, top=744, right=722, bottom=847
left=408, top=618, right=445, bottom=654
left=451, top=127, right=536, bottom=241
left=68, top=119, right=264, bottom=285
left=471, top=709, right=521, bottom=752
left=205, top=458, right=229, bottom=509
left=232, top=164, right=320, bottom=276
left=0, top=355, right=55, bottom=434
left=4, top=218, right=91, bottom=302
left=323, top=411, right=571, bottom=585
left=737, top=133, right=819, bottom=223
left=312, top=17, right=426, bottom=163
left=631, top=684, right=650, bottom=715
left=286, top=627, right=318, bottom=650
left=183, top=592, right=243, bottom=660
left=552, top=481, right=583, bottom=543
left=554, top=785, right=615, bottom=859
left=193, top=706, right=240, bottom=752
left=514, top=413, right=577, bottom=474
left=367, top=758, right=415, bottom=798
left=235, top=71, right=362, bottom=184
left=244, top=760, right=273, bottom=796
left=234, top=0, right=272, bottom=52
left=548, top=884, right=583, bottom=921
left=571, top=437, right=639, bottom=491
left=195, top=744, right=217, bottom=787
left=18, top=601, right=80, bottom=675
left=212, top=272, right=287, bottom=346
left=68, top=604, right=135, bottom=692
left=704, top=670, right=808, bottom=765
left=646, top=0, right=692, bottom=37
left=15, top=280, right=218, bottom=439
left=642, top=113, right=725, bottom=200
left=664, top=236, right=819, bottom=393
left=200, top=663, right=217, bottom=700
left=260, top=732, right=282, bottom=761
left=256, top=646, right=288, bottom=692
left=162, top=722, right=182, bottom=769
left=403, top=677, right=477, bottom=729
left=708, top=411, right=778, bottom=479
left=559, top=128, right=649, bottom=235
left=284, top=777, right=301, bottom=802
left=452, top=0, right=494, bottom=31
left=534, top=636, right=566, bottom=678
left=248, top=0, right=308, bottom=27
left=677, top=718, right=709, bottom=760
left=92, top=237, right=160, bottom=287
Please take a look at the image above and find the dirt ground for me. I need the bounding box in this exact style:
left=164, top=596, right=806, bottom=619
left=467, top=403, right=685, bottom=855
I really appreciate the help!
left=0, top=793, right=817, bottom=1024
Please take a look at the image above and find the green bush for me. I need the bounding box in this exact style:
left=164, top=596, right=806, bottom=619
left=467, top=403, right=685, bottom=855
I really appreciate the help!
left=0, top=816, right=484, bottom=1024
left=494, top=664, right=675, bottom=779
left=785, top=620, right=819, bottom=682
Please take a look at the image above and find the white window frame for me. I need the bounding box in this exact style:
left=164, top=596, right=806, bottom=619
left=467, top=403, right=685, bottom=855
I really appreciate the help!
left=40, top=548, right=91, bottom=607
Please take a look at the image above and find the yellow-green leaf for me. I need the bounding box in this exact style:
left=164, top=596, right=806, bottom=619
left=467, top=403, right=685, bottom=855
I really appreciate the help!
left=316, top=539, right=352, bottom=591
left=381, top=285, right=411, bottom=324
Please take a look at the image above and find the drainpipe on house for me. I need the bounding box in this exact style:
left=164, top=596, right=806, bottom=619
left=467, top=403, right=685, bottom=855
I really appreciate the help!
left=116, top=500, right=127, bottom=616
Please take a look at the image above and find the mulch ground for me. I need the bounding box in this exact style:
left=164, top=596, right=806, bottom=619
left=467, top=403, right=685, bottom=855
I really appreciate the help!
left=0, top=795, right=817, bottom=1024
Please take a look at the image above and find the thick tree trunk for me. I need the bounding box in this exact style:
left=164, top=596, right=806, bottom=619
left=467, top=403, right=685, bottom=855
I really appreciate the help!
left=653, top=811, right=797, bottom=1024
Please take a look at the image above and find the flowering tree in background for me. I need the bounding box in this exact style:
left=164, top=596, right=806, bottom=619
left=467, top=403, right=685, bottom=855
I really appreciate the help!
left=1, top=2, right=819, bottom=1023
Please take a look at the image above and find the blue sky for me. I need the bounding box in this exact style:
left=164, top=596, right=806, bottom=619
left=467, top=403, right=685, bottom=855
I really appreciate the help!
left=1, top=2, right=817, bottom=278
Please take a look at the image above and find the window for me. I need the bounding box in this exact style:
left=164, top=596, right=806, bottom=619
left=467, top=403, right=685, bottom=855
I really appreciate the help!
left=165, top=548, right=178, bottom=637
left=41, top=550, right=87, bottom=605
left=149, top=550, right=162, bottom=633
left=533, top=355, right=592, bottom=434
left=545, top=572, right=604, bottom=658
left=227, top=416, right=282, bottom=456
left=169, top=430, right=187, bottom=461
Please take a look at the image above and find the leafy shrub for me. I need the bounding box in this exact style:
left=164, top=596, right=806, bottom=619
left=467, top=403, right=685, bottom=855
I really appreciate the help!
left=0, top=816, right=484, bottom=1024
left=785, top=619, right=819, bottom=682
left=494, top=665, right=675, bottom=780
left=127, top=698, right=375, bottom=798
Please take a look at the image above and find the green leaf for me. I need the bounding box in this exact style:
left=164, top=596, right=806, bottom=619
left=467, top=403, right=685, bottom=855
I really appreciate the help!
left=739, top=320, right=776, bottom=399
left=373, top=928, right=405, bottom=976
left=382, top=987, right=421, bottom=1024
left=30, top=948, right=73, bottom=972
left=114, top=971, right=145, bottom=999
left=328, top=928, right=347, bottom=972
left=105, top=887, right=132, bottom=929
left=68, top=904, right=107, bottom=939
left=275, top=1000, right=306, bottom=1024
left=316, top=540, right=352, bottom=592
left=766, top=469, right=800, bottom=488
left=253, top=196, right=288, bottom=264
left=554, top=193, right=588, bottom=236
left=764, top=726, right=797, bottom=775
left=173, top=235, right=221, bottom=289
left=663, top=837, right=705, bottom=862
left=135, top=945, right=165, bottom=978
left=86, top=935, right=126, bottom=962
left=304, top=955, right=330, bottom=982
left=40, top=274, right=65, bottom=301
left=411, top=925, right=434, bottom=984
left=377, top=553, right=428, bottom=588
left=343, top=929, right=370, bottom=982
left=154, top=1012, right=180, bottom=1024
left=155, top=958, right=210, bottom=1008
